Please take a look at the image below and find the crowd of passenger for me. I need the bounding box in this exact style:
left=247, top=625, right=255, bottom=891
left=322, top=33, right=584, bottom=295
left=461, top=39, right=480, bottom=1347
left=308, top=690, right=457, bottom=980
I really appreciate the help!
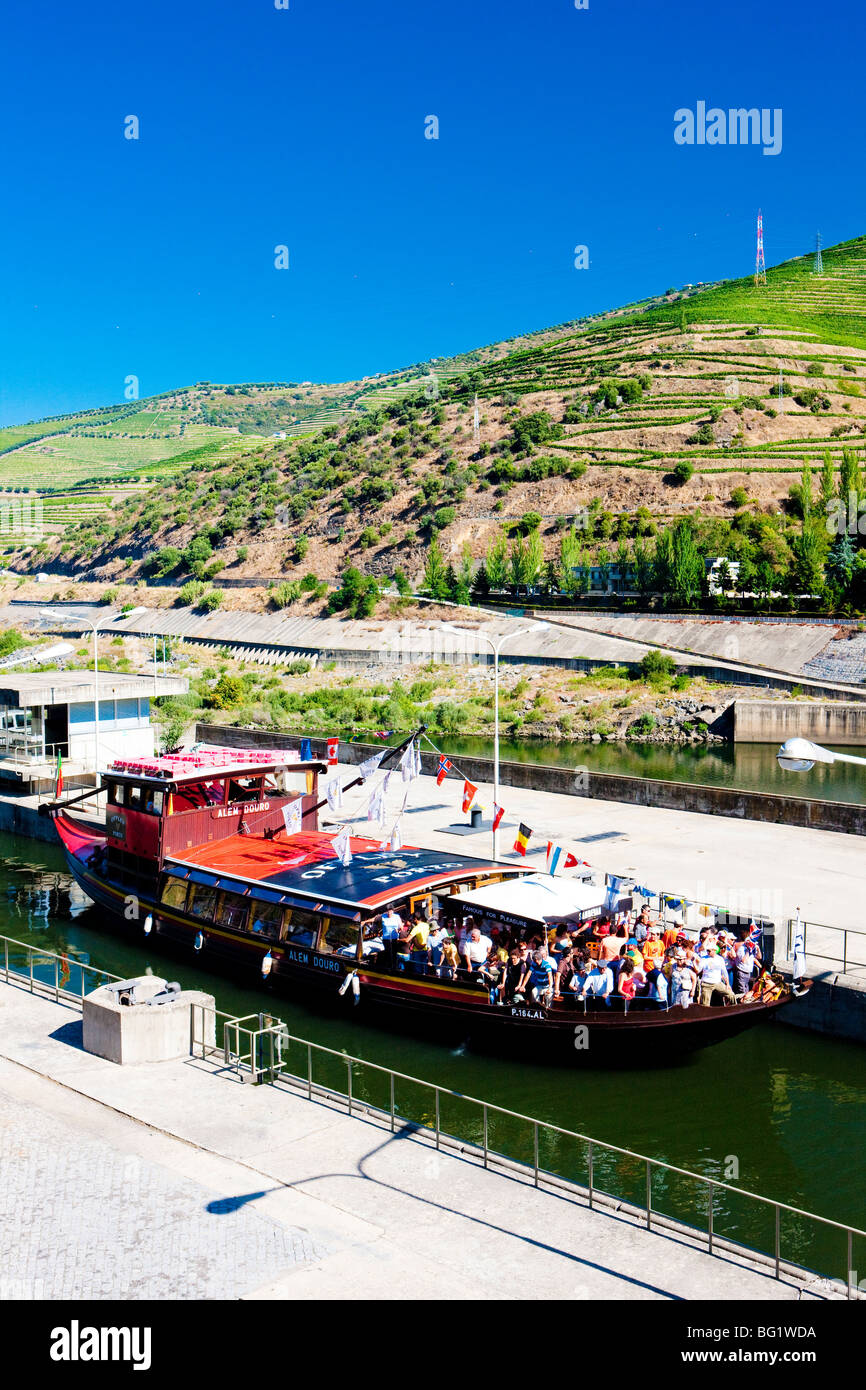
left=358, top=903, right=768, bottom=1010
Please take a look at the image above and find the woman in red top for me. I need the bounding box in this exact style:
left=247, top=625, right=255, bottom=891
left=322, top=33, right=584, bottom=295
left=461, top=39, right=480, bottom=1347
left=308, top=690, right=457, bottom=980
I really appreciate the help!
left=617, top=958, right=637, bottom=1000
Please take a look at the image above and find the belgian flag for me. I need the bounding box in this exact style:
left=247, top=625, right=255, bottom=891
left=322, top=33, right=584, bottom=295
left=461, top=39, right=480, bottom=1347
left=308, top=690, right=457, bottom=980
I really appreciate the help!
left=513, top=823, right=531, bottom=856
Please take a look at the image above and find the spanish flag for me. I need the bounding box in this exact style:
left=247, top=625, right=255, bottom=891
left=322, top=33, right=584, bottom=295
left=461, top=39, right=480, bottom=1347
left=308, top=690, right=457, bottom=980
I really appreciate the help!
left=513, top=822, right=531, bottom=856
left=54, top=750, right=63, bottom=799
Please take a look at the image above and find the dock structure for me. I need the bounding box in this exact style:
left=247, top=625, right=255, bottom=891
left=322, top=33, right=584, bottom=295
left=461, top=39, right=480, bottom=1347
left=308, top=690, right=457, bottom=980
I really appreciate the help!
left=0, top=978, right=846, bottom=1301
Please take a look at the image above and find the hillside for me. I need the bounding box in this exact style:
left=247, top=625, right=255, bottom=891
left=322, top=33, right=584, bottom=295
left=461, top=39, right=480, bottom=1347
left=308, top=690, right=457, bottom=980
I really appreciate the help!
left=6, top=234, right=866, bottom=612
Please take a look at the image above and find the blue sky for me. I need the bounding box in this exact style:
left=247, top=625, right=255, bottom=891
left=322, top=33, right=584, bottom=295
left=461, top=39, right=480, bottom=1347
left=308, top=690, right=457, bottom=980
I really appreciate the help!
left=1, top=0, right=863, bottom=426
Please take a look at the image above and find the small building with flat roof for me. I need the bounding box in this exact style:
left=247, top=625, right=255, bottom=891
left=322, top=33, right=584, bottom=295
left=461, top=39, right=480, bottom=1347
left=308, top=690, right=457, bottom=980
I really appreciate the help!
left=0, top=670, right=188, bottom=790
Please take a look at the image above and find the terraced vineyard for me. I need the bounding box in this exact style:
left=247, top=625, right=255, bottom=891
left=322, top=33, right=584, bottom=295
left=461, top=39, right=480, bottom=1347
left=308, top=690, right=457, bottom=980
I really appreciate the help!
left=5, top=234, right=866, bottom=615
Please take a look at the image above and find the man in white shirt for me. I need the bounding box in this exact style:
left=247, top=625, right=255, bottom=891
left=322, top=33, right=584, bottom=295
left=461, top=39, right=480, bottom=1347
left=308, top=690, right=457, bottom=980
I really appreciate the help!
left=579, top=962, right=614, bottom=1004
left=463, top=926, right=492, bottom=973
left=380, top=909, right=403, bottom=972
left=697, top=950, right=737, bottom=1006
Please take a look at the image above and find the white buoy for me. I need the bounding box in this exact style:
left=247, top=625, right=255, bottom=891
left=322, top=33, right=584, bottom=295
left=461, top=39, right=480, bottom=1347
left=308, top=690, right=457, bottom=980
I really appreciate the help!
left=261, top=950, right=274, bottom=977
left=143, top=915, right=153, bottom=936
left=194, top=931, right=205, bottom=952
left=338, top=970, right=355, bottom=997
left=351, top=972, right=360, bottom=1005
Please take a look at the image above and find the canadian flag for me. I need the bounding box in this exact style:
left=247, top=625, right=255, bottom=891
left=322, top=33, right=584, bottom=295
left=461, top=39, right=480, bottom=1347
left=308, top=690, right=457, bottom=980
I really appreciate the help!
left=327, top=737, right=339, bottom=766
left=462, top=780, right=477, bottom=814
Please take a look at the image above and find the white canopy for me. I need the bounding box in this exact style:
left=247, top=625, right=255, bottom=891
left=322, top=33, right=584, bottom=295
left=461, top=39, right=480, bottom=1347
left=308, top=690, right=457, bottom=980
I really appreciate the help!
left=447, top=873, right=604, bottom=928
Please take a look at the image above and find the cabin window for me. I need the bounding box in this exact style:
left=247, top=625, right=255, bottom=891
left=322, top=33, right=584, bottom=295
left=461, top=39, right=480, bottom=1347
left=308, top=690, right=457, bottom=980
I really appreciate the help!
left=322, top=919, right=360, bottom=957
left=143, top=788, right=164, bottom=816
left=215, top=892, right=248, bottom=932
left=283, top=909, right=317, bottom=947
left=188, top=885, right=218, bottom=920
left=227, top=776, right=263, bottom=804
left=160, top=879, right=189, bottom=911
left=127, top=785, right=142, bottom=810
left=249, top=901, right=281, bottom=939
left=107, top=781, right=125, bottom=806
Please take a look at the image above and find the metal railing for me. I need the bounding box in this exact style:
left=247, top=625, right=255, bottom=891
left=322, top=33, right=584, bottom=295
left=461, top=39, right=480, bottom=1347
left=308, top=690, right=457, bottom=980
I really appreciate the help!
left=786, top=917, right=866, bottom=975
left=0, top=735, right=66, bottom=766
left=266, top=1032, right=864, bottom=1299
left=1, top=931, right=863, bottom=1297
left=1, top=931, right=123, bottom=1005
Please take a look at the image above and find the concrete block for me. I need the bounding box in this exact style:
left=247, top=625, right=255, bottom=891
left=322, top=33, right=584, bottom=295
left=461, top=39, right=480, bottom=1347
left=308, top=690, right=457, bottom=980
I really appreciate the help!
left=82, top=976, right=216, bottom=1066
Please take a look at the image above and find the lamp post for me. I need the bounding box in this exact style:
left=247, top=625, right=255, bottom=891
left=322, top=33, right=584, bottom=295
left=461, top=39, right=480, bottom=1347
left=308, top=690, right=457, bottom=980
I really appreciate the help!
left=442, top=620, right=550, bottom=856
left=39, top=606, right=147, bottom=775
left=777, top=737, right=866, bottom=773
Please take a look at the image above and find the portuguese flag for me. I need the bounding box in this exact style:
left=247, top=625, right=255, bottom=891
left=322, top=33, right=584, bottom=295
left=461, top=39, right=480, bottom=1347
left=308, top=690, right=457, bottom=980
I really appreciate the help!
left=54, top=749, right=63, bottom=799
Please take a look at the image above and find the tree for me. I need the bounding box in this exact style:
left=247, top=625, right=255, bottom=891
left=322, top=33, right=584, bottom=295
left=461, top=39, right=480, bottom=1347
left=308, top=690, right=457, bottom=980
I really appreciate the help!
left=633, top=537, right=655, bottom=597
left=819, top=450, right=836, bottom=518
left=826, top=533, right=856, bottom=589
left=423, top=536, right=449, bottom=598
left=485, top=530, right=508, bottom=589
left=791, top=519, right=826, bottom=596
left=526, top=529, right=544, bottom=587
left=655, top=521, right=704, bottom=605
left=471, top=560, right=490, bottom=602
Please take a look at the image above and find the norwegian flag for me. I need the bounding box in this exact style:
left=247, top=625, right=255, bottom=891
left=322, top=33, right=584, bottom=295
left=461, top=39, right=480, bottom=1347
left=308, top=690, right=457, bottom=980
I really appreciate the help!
left=492, top=804, right=504, bottom=832
left=436, top=757, right=452, bottom=787
left=462, top=780, right=477, bottom=813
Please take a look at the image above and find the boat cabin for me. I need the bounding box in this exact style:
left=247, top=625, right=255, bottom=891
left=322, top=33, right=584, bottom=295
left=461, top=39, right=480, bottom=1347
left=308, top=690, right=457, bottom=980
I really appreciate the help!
left=101, top=748, right=326, bottom=890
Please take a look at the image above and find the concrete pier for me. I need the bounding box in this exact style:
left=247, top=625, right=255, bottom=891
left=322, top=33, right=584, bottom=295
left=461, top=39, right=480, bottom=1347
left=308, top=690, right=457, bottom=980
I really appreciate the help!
left=0, top=981, right=842, bottom=1301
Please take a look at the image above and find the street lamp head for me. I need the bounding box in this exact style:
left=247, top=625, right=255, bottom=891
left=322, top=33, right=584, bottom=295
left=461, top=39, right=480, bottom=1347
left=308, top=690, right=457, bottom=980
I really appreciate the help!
left=116, top=606, right=147, bottom=621
left=776, top=737, right=835, bottom=773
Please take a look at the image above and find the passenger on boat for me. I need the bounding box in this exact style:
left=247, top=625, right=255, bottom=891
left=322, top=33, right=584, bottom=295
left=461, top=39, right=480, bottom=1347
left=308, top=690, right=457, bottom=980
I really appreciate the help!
left=578, top=960, right=614, bottom=1004
left=617, top=957, right=637, bottom=1000
left=733, top=927, right=761, bottom=995
left=440, top=935, right=459, bottom=980
left=427, top=920, right=449, bottom=977
left=526, top=948, right=556, bottom=1006
left=670, top=949, right=698, bottom=1008
left=553, top=946, right=576, bottom=998
left=463, top=926, right=492, bottom=974
left=641, top=924, right=665, bottom=972
left=696, top=949, right=737, bottom=1006
left=380, top=909, right=403, bottom=971
left=599, top=921, right=626, bottom=963
left=406, top=916, right=431, bottom=976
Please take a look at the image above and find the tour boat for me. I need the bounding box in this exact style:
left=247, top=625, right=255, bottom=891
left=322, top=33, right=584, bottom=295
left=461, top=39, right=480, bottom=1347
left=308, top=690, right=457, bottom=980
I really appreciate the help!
left=47, top=742, right=806, bottom=1062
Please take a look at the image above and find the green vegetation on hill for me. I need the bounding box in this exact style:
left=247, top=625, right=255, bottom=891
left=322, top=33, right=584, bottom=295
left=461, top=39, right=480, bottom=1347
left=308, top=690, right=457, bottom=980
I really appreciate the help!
left=6, top=234, right=866, bottom=619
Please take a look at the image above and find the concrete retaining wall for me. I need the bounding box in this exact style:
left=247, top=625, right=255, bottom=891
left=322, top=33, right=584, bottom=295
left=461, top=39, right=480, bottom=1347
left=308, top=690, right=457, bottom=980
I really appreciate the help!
left=775, top=967, right=866, bottom=1045
left=197, top=724, right=866, bottom=837
left=735, top=700, right=866, bottom=745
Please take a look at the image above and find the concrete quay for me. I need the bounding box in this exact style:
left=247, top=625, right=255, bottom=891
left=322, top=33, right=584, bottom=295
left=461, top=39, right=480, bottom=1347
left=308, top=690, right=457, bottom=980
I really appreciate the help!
left=0, top=981, right=841, bottom=1302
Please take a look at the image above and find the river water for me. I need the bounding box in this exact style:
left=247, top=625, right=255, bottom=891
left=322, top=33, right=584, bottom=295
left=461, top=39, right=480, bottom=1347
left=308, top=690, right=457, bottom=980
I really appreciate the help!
left=2, top=828, right=863, bottom=1286
left=431, top=738, right=866, bottom=805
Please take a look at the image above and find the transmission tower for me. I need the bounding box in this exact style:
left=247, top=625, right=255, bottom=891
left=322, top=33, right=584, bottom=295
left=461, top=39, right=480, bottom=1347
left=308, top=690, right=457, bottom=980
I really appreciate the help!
left=755, top=210, right=767, bottom=286
left=814, top=230, right=823, bottom=274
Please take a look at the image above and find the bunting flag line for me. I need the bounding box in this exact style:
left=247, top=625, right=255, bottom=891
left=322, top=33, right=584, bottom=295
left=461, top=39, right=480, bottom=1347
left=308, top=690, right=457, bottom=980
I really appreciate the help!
left=436, top=757, right=453, bottom=786
left=514, top=823, right=531, bottom=856
left=326, top=779, right=343, bottom=813
left=462, top=780, right=477, bottom=814
left=367, top=784, right=385, bottom=824
left=282, top=799, right=303, bottom=836
left=492, top=803, right=504, bottom=832
left=358, top=750, right=387, bottom=781
left=332, top=825, right=352, bottom=866
left=400, top=743, right=418, bottom=782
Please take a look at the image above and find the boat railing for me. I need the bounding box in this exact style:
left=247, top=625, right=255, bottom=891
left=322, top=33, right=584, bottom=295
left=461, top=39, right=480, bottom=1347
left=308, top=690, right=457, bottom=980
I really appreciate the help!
left=786, top=916, right=866, bottom=977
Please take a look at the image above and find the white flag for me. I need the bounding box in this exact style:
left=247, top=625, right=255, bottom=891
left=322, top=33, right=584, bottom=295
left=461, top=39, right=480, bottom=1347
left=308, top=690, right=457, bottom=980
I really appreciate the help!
left=358, top=751, right=386, bottom=782
left=282, top=799, right=303, bottom=835
left=413, top=742, right=422, bottom=778
left=367, top=784, right=385, bottom=824
left=326, top=778, right=343, bottom=812
left=400, top=743, right=417, bottom=782
left=792, top=911, right=806, bottom=982
left=389, top=821, right=402, bottom=851
left=333, top=825, right=353, bottom=866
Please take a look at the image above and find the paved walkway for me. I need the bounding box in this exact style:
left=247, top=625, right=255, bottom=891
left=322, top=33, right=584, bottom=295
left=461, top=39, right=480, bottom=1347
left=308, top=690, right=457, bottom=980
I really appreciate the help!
left=332, top=764, right=866, bottom=976
left=0, top=984, right=837, bottom=1301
